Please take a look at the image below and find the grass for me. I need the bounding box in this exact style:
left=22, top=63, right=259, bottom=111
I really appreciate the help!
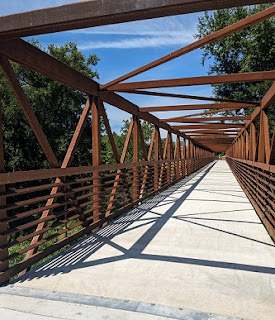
left=8, top=219, right=85, bottom=282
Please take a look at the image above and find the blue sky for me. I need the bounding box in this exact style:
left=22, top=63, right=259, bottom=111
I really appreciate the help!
left=1, top=0, right=215, bottom=134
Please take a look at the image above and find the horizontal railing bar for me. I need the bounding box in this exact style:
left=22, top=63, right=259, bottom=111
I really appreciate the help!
left=0, top=158, right=212, bottom=185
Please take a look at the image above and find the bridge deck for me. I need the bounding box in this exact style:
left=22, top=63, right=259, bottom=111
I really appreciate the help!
left=1, top=160, right=275, bottom=320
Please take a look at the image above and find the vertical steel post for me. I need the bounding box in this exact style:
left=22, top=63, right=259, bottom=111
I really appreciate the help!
left=133, top=115, right=139, bottom=201
left=0, top=101, right=8, bottom=275
left=92, top=98, right=101, bottom=223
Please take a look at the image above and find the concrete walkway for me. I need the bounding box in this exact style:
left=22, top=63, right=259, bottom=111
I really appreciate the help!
left=1, top=161, right=275, bottom=320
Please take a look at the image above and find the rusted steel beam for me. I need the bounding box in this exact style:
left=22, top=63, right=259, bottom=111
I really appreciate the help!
left=188, top=131, right=238, bottom=138
left=194, top=141, right=234, bottom=145
left=107, top=71, right=275, bottom=91
left=103, top=5, right=275, bottom=88
left=138, top=120, right=149, bottom=162
left=206, top=145, right=229, bottom=152
left=99, top=100, right=120, bottom=163
left=175, top=135, right=181, bottom=180
left=99, top=91, right=212, bottom=151
left=167, top=133, right=172, bottom=184
left=249, top=123, right=257, bottom=161
left=194, top=137, right=234, bottom=141
left=0, top=158, right=210, bottom=186
left=154, top=126, right=160, bottom=192
left=1, top=1, right=273, bottom=40
left=100, top=100, right=132, bottom=212
left=226, top=157, right=275, bottom=242
left=92, top=98, right=102, bottom=223
left=0, top=38, right=211, bottom=152
left=0, top=155, right=215, bottom=284
left=0, top=56, right=59, bottom=168
left=190, top=134, right=235, bottom=138
left=0, top=39, right=99, bottom=96
left=140, top=103, right=255, bottom=112
left=232, top=81, right=275, bottom=143
left=162, top=116, right=250, bottom=122
left=63, top=97, right=94, bottom=167
left=184, top=128, right=241, bottom=132
left=270, top=128, right=275, bottom=165
left=133, top=115, right=140, bottom=202
left=0, top=101, right=7, bottom=274
left=175, top=124, right=245, bottom=130
left=19, top=97, right=94, bottom=274
left=105, top=119, right=134, bottom=217
left=123, top=89, right=259, bottom=105
left=140, top=129, right=155, bottom=198
left=258, top=110, right=271, bottom=163
left=180, top=106, right=255, bottom=118
left=245, top=130, right=249, bottom=160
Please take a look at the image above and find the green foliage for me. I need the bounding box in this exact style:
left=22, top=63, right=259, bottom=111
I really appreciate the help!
left=1, top=39, right=155, bottom=172
left=196, top=4, right=275, bottom=134
left=0, top=41, right=99, bottom=172
left=101, top=119, right=154, bottom=164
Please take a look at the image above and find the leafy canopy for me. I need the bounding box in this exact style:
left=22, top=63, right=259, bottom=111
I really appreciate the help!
left=196, top=4, right=275, bottom=128
left=0, top=41, right=99, bottom=171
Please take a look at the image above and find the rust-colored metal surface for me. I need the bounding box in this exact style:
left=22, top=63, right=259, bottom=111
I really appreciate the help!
left=227, top=158, right=275, bottom=242
left=0, top=0, right=273, bottom=40
left=106, top=71, right=275, bottom=91
left=0, top=1, right=274, bottom=285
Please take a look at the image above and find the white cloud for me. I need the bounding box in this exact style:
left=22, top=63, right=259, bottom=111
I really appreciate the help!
left=1, top=1, right=197, bottom=51
left=78, top=34, right=193, bottom=50
left=73, top=16, right=196, bottom=36
left=76, top=16, right=196, bottom=50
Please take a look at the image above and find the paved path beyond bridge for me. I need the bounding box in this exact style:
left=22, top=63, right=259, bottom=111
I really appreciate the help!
left=1, top=161, right=275, bottom=320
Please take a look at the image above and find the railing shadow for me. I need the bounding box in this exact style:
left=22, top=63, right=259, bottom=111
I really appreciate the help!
left=11, top=160, right=275, bottom=284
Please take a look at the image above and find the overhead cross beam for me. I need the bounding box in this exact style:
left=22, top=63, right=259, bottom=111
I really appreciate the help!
left=140, top=103, right=255, bottom=112
left=0, top=39, right=99, bottom=96
left=0, top=0, right=273, bottom=40
left=187, top=129, right=241, bottom=134
left=123, top=90, right=259, bottom=105
left=106, top=71, right=275, bottom=91
left=174, top=124, right=245, bottom=130
left=0, top=39, right=210, bottom=151
left=162, top=116, right=250, bottom=122
left=181, top=107, right=254, bottom=118
left=103, top=5, right=275, bottom=88
left=232, top=81, right=275, bottom=144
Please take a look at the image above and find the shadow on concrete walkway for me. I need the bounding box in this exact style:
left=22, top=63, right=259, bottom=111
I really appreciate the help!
left=11, top=160, right=275, bottom=286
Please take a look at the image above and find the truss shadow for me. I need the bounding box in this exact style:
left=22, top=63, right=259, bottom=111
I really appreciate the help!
left=10, top=160, right=275, bottom=285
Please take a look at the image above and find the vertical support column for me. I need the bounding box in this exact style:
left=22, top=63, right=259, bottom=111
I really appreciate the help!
left=92, top=98, right=101, bottom=223
left=186, top=140, right=189, bottom=175
left=167, top=132, right=172, bottom=185
left=194, top=144, right=197, bottom=170
left=0, top=101, right=8, bottom=276
left=133, top=115, right=139, bottom=202
left=262, top=110, right=271, bottom=164
left=270, top=128, right=275, bottom=165
left=181, top=138, right=186, bottom=177
left=175, top=135, right=180, bottom=181
left=240, top=135, right=245, bottom=159
left=245, top=130, right=249, bottom=160
left=189, top=141, right=194, bottom=173
left=258, top=111, right=268, bottom=163
left=154, top=126, right=159, bottom=192
left=249, top=123, right=257, bottom=161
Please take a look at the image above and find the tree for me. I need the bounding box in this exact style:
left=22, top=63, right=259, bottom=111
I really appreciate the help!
left=196, top=4, right=275, bottom=134
left=101, top=119, right=154, bottom=164
left=0, top=41, right=99, bottom=172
